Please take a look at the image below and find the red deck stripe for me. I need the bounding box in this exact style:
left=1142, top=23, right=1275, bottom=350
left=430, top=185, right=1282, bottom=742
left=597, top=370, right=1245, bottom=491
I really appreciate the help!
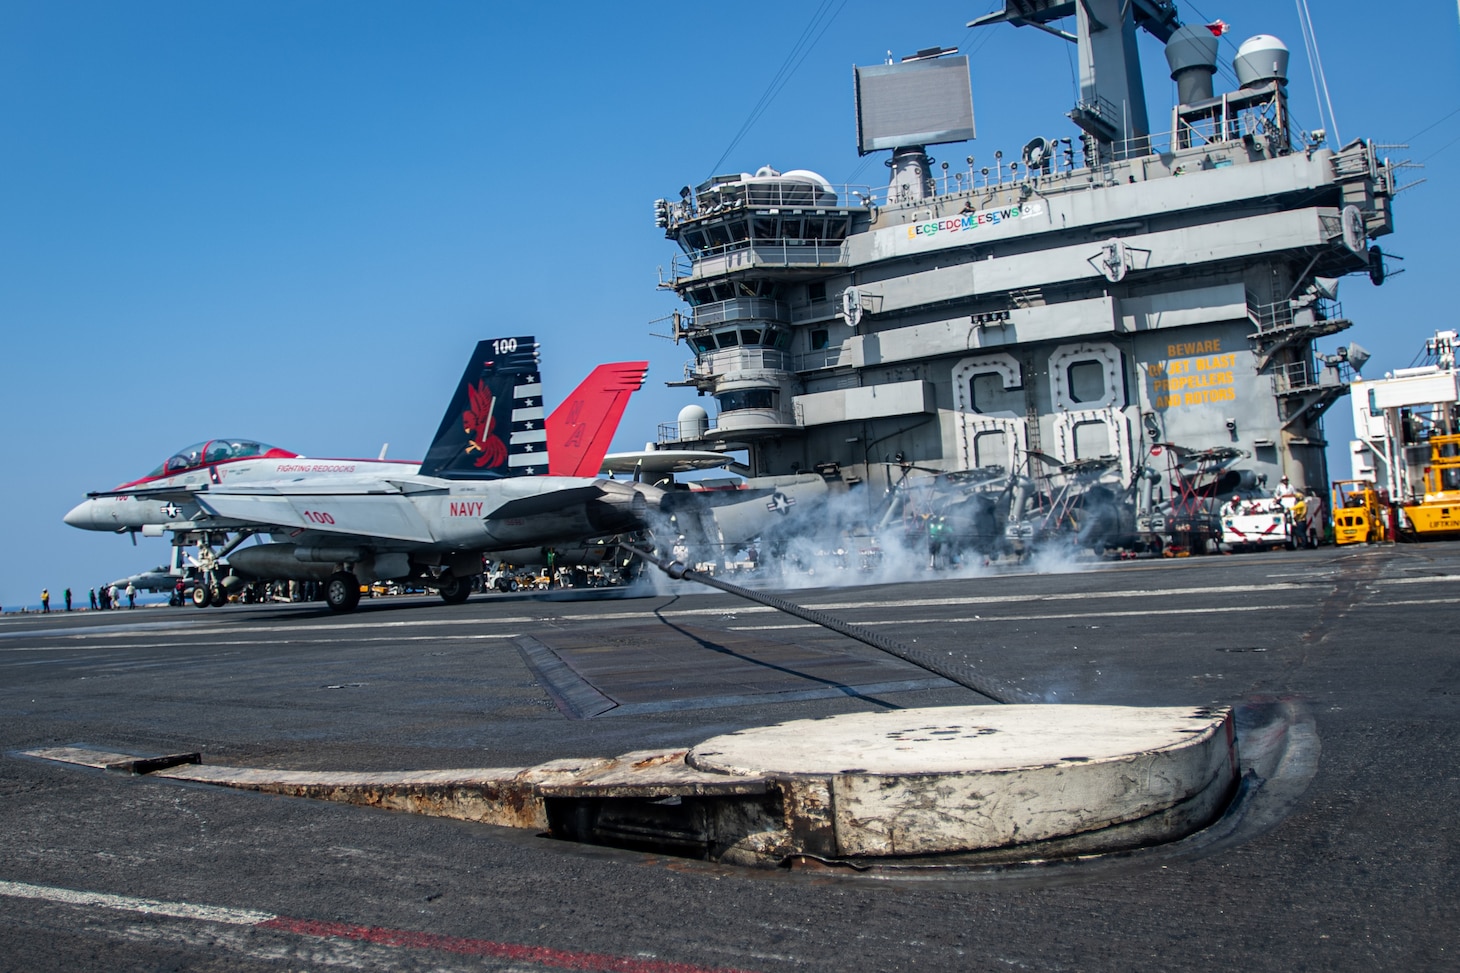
left=259, top=916, right=760, bottom=973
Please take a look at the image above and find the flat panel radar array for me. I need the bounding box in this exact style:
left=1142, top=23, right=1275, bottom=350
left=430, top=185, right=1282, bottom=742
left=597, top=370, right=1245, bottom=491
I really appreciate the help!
left=854, top=56, right=975, bottom=155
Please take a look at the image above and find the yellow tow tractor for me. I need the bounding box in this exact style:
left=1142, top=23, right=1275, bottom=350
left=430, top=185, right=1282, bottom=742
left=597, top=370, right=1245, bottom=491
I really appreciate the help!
left=1398, top=433, right=1460, bottom=539
left=1331, top=480, right=1383, bottom=545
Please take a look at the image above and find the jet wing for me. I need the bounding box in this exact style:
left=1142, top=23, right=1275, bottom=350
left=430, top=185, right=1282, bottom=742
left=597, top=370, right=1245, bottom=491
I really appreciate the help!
left=195, top=483, right=438, bottom=543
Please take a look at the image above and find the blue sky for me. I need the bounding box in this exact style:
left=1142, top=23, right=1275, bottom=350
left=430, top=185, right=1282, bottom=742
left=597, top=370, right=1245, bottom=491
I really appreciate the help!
left=2, top=1, right=1457, bottom=609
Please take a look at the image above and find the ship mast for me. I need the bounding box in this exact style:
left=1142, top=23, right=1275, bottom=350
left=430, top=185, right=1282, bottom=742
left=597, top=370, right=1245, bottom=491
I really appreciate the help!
left=969, top=0, right=1180, bottom=161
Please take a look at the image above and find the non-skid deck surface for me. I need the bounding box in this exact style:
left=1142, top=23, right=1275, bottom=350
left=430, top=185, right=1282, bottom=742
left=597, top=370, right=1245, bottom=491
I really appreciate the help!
left=514, top=622, right=949, bottom=718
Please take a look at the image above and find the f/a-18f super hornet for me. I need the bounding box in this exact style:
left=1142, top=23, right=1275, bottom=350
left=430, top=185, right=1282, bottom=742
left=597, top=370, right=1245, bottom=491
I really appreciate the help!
left=107, top=565, right=187, bottom=594
left=65, top=338, right=662, bottom=611
left=63, top=357, right=650, bottom=534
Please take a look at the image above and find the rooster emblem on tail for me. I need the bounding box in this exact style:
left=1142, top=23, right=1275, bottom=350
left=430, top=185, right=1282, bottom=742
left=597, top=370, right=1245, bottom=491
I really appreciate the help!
left=461, top=379, right=508, bottom=468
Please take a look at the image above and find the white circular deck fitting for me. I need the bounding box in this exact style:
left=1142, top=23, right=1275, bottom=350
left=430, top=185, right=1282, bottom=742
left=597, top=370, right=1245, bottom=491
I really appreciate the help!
left=689, top=704, right=1228, bottom=776
left=691, top=704, right=1238, bottom=858
left=26, top=705, right=1241, bottom=864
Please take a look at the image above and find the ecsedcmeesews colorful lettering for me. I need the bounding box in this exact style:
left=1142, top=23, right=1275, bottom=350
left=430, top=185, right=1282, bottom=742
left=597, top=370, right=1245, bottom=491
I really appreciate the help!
left=907, top=202, right=1045, bottom=240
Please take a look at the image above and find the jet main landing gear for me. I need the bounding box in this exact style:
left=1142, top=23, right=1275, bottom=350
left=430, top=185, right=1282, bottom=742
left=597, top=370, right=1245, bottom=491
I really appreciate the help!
left=320, top=568, right=479, bottom=612
left=325, top=571, right=362, bottom=613
left=435, top=571, right=474, bottom=605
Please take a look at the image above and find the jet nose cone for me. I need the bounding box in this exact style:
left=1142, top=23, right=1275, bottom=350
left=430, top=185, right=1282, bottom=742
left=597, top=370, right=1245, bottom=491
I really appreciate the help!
left=63, top=501, right=93, bottom=529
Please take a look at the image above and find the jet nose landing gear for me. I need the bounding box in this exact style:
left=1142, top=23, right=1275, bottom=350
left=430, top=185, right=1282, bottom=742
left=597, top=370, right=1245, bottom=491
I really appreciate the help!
left=190, top=583, right=228, bottom=608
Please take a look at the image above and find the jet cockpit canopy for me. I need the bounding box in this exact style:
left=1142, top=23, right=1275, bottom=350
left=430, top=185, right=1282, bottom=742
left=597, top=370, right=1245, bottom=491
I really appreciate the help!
left=143, top=440, right=299, bottom=479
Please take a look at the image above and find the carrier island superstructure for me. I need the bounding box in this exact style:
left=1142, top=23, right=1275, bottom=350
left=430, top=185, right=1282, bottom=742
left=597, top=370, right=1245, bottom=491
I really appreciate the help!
left=651, top=1, right=1398, bottom=550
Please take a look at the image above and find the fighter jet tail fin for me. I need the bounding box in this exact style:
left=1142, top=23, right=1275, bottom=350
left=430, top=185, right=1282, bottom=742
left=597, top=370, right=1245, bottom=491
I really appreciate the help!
left=546, top=362, right=649, bottom=477
left=419, top=337, right=548, bottom=479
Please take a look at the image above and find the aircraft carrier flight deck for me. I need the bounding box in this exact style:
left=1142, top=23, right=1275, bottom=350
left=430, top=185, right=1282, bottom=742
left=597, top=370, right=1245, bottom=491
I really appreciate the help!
left=1, top=544, right=1455, bottom=972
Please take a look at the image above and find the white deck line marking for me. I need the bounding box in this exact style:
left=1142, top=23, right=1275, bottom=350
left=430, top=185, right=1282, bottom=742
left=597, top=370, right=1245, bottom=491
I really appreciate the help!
left=0, top=879, right=274, bottom=925
left=1373, top=575, right=1460, bottom=586
left=798, top=581, right=1313, bottom=611
left=31, top=576, right=1459, bottom=645
left=724, top=594, right=1460, bottom=632
left=728, top=603, right=1298, bottom=630
left=0, top=879, right=761, bottom=972
left=0, top=633, right=522, bottom=653
left=34, top=584, right=1317, bottom=640
left=46, top=619, right=545, bottom=640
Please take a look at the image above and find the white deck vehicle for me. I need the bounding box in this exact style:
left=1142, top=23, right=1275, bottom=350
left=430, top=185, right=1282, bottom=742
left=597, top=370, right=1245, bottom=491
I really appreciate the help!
left=1220, top=497, right=1296, bottom=552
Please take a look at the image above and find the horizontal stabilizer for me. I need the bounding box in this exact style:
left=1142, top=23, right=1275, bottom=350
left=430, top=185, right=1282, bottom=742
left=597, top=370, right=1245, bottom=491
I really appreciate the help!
left=486, top=485, right=609, bottom=521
